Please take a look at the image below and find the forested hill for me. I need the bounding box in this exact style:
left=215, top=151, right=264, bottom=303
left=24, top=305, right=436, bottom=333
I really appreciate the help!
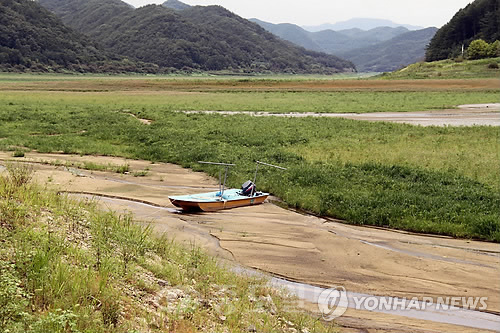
left=251, top=19, right=411, bottom=55
left=37, top=0, right=133, bottom=36
left=176, top=5, right=354, bottom=72
left=426, top=0, right=500, bottom=61
left=162, top=0, right=191, bottom=11
left=338, top=27, right=438, bottom=72
left=0, top=0, right=106, bottom=71
left=251, top=18, right=436, bottom=72
left=38, top=0, right=355, bottom=74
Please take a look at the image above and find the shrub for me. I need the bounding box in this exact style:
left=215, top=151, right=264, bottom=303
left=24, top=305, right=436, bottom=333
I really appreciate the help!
left=467, top=39, right=500, bottom=60
left=12, top=150, right=25, bottom=158
left=467, top=39, right=489, bottom=60
left=487, top=40, right=500, bottom=58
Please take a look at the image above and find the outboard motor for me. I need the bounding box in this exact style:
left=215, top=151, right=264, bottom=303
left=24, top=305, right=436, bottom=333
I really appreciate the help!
left=241, top=180, right=256, bottom=196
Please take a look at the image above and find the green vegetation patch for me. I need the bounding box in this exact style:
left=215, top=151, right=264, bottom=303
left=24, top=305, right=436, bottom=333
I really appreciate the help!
left=1, top=89, right=498, bottom=115
left=0, top=76, right=499, bottom=241
left=382, top=57, right=500, bottom=79
left=280, top=162, right=500, bottom=240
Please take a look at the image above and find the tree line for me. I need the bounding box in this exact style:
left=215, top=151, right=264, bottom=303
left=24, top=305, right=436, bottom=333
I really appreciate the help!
left=0, top=0, right=160, bottom=73
left=426, top=0, right=500, bottom=61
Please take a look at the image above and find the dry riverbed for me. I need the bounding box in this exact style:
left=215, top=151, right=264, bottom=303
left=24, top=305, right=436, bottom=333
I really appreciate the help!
left=182, top=103, right=500, bottom=127
left=1, top=152, right=499, bottom=333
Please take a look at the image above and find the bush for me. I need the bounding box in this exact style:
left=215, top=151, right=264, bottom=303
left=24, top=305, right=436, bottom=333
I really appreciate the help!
left=12, top=150, right=25, bottom=158
left=487, top=40, right=500, bottom=58
left=467, top=39, right=489, bottom=60
left=467, top=39, right=500, bottom=60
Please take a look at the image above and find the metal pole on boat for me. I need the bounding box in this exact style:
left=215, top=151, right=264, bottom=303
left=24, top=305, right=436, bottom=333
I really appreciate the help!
left=222, top=166, right=228, bottom=197
left=255, top=161, right=287, bottom=170
left=251, top=163, right=259, bottom=197
left=218, top=169, right=222, bottom=195
left=197, top=161, right=235, bottom=199
left=251, top=161, right=287, bottom=197
left=197, top=161, right=236, bottom=167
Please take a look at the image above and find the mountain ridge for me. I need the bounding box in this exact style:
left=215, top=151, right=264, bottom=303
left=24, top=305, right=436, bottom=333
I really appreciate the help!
left=38, top=0, right=355, bottom=73
left=338, top=27, right=439, bottom=72
left=251, top=18, right=435, bottom=72
left=250, top=18, right=414, bottom=54
left=303, top=18, right=423, bottom=32
left=162, top=0, right=191, bottom=11
left=0, top=0, right=153, bottom=73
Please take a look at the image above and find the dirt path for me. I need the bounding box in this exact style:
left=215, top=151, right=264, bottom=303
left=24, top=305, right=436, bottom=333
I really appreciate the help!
left=1, top=152, right=499, bottom=332
left=182, top=103, right=500, bottom=127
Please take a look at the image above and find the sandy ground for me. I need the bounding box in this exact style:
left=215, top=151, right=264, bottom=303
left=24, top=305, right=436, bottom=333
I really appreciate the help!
left=1, top=152, right=499, bottom=332
left=182, top=103, right=500, bottom=127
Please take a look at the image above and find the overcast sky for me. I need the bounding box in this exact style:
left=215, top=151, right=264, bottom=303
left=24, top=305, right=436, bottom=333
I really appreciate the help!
left=123, top=0, right=473, bottom=28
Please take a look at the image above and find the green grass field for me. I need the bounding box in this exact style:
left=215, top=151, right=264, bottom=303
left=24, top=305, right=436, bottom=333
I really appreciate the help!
left=381, top=57, right=500, bottom=79
left=1, top=90, right=498, bottom=114
left=1, top=75, right=499, bottom=241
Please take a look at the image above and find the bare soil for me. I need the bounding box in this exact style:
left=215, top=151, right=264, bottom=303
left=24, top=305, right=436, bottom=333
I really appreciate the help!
left=1, top=152, right=499, bottom=333
left=2, top=78, right=498, bottom=92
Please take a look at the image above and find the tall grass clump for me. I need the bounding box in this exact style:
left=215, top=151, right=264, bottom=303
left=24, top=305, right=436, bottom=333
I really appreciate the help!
left=5, top=162, right=33, bottom=187
left=12, top=150, right=25, bottom=158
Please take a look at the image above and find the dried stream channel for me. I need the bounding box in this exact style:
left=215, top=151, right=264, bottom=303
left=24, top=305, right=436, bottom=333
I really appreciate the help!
left=53, top=192, right=500, bottom=331
left=1, top=153, right=499, bottom=332
left=65, top=193, right=500, bottom=331
left=182, top=103, right=500, bottom=127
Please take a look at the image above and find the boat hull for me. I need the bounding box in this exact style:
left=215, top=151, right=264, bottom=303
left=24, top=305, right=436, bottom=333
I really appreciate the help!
left=169, top=189, right=269, bottom=212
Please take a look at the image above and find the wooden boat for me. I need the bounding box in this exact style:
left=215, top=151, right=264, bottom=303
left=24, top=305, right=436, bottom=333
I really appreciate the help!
left=168, top=161, right=285, bottom=212
left=169, top=188, right=269, bottom=212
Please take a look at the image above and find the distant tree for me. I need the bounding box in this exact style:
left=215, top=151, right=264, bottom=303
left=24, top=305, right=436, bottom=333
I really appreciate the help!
left=467, top=39, right=490, bottom=59
left=205, top=55, right=228, bottom=70
left=487, top=40, right=500, bottom=57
